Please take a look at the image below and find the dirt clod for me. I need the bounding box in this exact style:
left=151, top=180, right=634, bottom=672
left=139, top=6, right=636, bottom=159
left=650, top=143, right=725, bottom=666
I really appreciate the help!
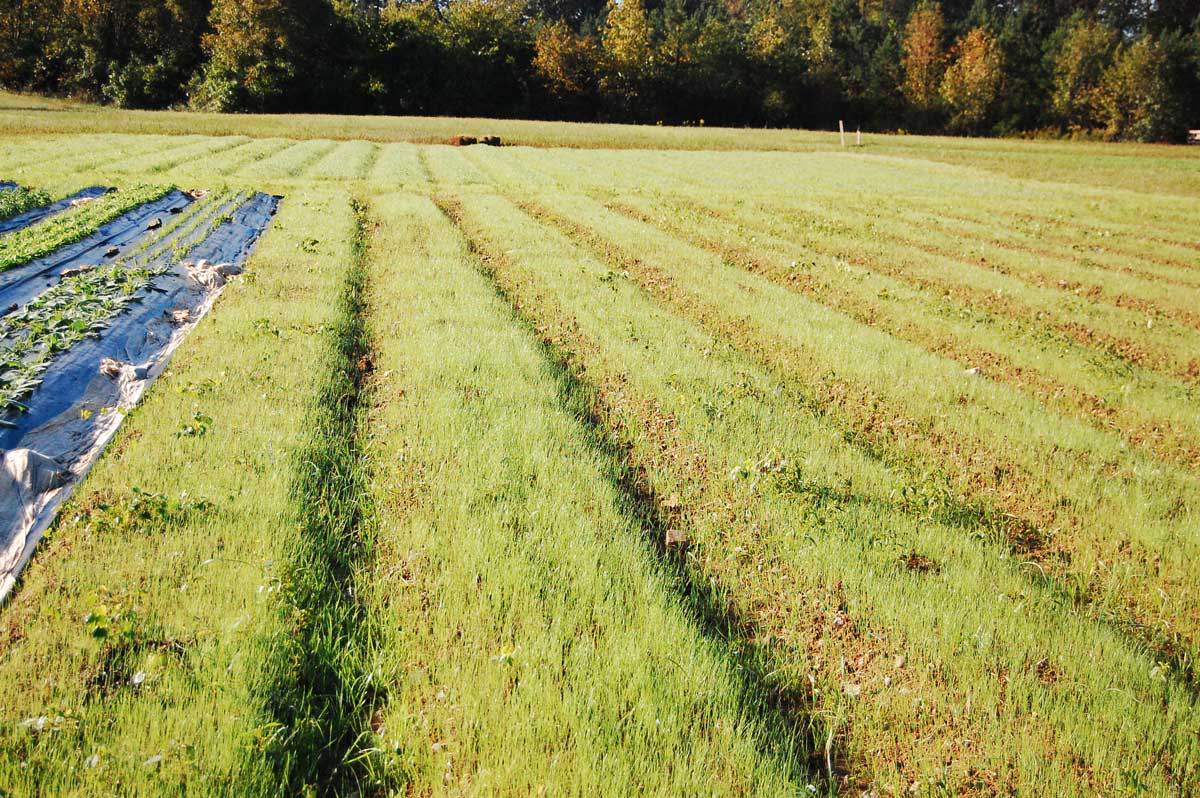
left=900, top=552, right=940, bottom=574
left=60, top=265, right=95, bottom=279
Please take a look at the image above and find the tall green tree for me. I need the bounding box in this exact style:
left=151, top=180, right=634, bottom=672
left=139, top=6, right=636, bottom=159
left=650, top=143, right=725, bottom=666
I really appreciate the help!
left=1048, top=13, right=1117, bottom=131
left=1097, top=33, right=1186, bottom=140
left=191, top=0, right=340, bottom=111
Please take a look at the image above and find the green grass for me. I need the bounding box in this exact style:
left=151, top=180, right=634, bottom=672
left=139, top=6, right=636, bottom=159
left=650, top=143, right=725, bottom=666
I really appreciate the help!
left=437, top=189, right=1200, bottom=795
left=0, top=188, right=359, bottom=794
left=4, top=91, right=1200, bottom=196
left=0, top=101, right=1197, bottom=796
left=358, top=192, right=814, bottom=794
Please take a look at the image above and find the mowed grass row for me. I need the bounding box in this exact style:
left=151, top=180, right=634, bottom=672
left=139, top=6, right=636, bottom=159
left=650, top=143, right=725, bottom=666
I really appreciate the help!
left=368, top=144, right=429, bottom=184
left=658, top=186, right=1200, bottom=346
left=0, top=135, right=191, bottom=194
left=746, top=189, right=1200, bottom=325
left=308, top=141, right=379, bottom=180
left=495, top=143, right=1200, bottom=302
left=437, top=187, right=1200, bottom=797
left=509, top=189, right=1200, bottom=679
left=106, top=136, right=250, bottom=177
left=358, top=191, right=811, bottom=795
left=603, top=190, right=1200, bottom=468
left=451, top=147, right=1200, bottom=657
left=484, top=144, right=1200, bottom=273
left=0, top=189, right=360, bottom=794
left=881, top=195, right=1200, bottom=291
left=680, top=191, right=1200, bottom=382
left=235, top=140, right=340, bottom=183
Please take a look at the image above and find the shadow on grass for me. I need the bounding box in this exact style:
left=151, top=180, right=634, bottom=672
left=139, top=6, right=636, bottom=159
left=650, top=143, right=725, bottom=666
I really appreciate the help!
left=262, top=197, right=390, bottom=796
left=434, top=194, right=835, bottom=793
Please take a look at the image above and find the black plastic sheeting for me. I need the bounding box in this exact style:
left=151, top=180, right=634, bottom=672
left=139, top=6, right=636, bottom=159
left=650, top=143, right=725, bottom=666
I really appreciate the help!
left=0, top=192, right=279, bottom=452
left=0, top=186, right=110, bottom=236
left=0, top=189, right=191, bottom=312
left=0, top=191, right=279, bottom=600
left=0, top=182, right=15, bottom=191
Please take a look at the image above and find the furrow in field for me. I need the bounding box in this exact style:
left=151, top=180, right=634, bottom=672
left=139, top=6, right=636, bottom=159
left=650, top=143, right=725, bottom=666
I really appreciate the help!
left=458, top=145, right=545, bottom=187
left=604, top=193, right=1200, bottom=469
left=0, top=135, right=121, bottom=173
left=109, top=136, right=250, bottom=176
left=667, top=190, right=1200, bottom=383
left=622, top=148, right=1200, bottom=273
left=899, top=191, right=1200, bottom=260
left=436, top=189, right=1200, bottom=797
left=621, top=154, right=1200, bottom=363
left=774, top=193, right=1200, bottom=330
left=894, top=198, right=1200, bottom=285
left=161, top=137, right=264, bottom=177
left=776, top=192, right=1200, bottom=324
left=361, top=191, right=814, bottom=795
left=667, top=184, right=1200, bottom=372
left=259, top=196, right=384, bottom=795
left=97, top=135, right=208, bottom=174
left=288, top=140, right=349, bottom=179
left=166, top=137, right=291, bottom=181
left=49, top=136, right=185, bottom=179
left=0, top=188, right=353, bottom=795
left=843, top=150, right=1200, bottom=236
left=490, top=147, right=575, bottom=190
left=507, top=191, right=1200, bottom=686
left=797, top=152, right=1198, bottom=265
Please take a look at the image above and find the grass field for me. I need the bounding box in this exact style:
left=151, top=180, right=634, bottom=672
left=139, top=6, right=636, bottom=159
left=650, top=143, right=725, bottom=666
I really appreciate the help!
left=0, top=93, right=1198, bottom=796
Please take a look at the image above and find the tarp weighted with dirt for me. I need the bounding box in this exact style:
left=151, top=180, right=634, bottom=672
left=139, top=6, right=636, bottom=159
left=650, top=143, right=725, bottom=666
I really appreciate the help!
left=0, top=191, right=279, bottom=601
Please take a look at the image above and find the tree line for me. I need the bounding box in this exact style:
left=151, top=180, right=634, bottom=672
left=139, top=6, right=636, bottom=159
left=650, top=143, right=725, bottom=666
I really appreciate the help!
left=1, top=0, right=1197, bottom=141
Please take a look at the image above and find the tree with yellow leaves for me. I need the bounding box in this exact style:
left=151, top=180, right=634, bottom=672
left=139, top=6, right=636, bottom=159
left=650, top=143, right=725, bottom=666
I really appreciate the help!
left=600, top=0, right=655, bottom=117
left=940, top=26, right=1002, bottom=132
left=901, top=1, right=945, bottom=112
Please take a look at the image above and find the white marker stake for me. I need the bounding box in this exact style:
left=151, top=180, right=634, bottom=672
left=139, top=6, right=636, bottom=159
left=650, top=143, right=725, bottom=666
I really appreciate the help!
left=839, top=120, right=846, bottom=147
left=857, top=127, right=862, bottom=146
